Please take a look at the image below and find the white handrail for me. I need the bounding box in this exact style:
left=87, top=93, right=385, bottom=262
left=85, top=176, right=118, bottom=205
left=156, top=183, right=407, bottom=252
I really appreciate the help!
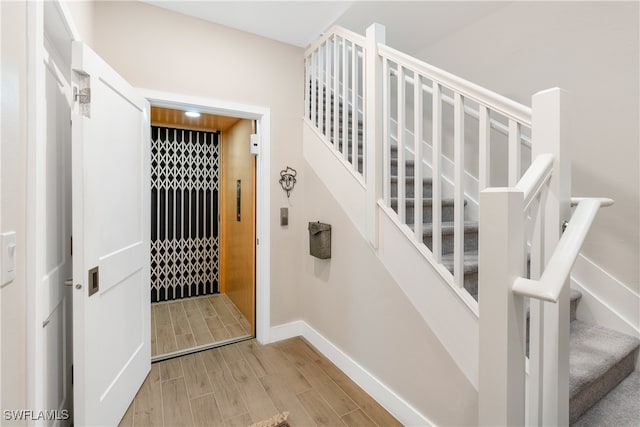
left=515, top=153, right=554, bottom=210
left=304, top=25, right=366, bottom=56
left=571, top=197, right=614, bottom=207
left=388, top=68, right=533, bottom=147
left=378, top=44, right=532, bottom=126
left=512, top=197, right=612, bottom=302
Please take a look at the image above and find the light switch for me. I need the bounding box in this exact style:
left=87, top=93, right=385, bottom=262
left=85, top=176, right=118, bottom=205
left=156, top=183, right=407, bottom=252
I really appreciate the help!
left=280, top=207, right=288, bottom=226
left=250, top=134, right=260, bottom=155
left=1, top=232, right=17, bottom=286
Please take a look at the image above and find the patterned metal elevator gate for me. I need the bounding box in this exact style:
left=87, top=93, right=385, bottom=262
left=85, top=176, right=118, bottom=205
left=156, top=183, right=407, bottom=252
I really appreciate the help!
left=150, top=126, right=220, bottom=302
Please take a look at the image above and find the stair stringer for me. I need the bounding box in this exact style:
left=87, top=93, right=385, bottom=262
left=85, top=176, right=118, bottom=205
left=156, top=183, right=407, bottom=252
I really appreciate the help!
left=303, top=119, right=480, bottom=389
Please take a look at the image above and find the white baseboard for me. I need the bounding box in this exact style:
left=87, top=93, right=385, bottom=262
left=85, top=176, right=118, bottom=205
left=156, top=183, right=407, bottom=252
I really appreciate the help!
left=267, top=320, right=305, bottom=343
left=269, top=321, right=434, bottom=426
left=571, top=254, right=639, bottom=336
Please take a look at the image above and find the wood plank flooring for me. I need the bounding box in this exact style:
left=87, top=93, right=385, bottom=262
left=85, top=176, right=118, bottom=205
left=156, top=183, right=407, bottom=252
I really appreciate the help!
left=152, top=294, right=252, bottom=359
left=120, top=337, right=402, bottom=427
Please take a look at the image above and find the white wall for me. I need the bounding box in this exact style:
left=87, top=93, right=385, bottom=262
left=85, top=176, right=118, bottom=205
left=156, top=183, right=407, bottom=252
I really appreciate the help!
left=1, top=0, right=28, bottom=420
left=411, top=2, right=639, bottom=293
left=300, top=164, right=478, bottom=425
left=76, top=1, right=305, bottom=326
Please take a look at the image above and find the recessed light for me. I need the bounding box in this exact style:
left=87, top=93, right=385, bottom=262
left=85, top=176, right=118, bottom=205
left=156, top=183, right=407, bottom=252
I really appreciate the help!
left=185, top=111, right=200, bottom=118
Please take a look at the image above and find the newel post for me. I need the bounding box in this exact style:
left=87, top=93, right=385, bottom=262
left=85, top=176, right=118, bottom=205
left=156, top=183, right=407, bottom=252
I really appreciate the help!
left=365, top=23, right=385, bottom=248
left=530, top=88, right=571, bottom=426
left=478, top=188, right=527, bottom=426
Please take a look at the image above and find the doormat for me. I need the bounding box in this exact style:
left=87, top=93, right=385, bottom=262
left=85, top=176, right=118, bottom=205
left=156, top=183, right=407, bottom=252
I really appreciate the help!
left=248, top=411, right=290, bottom=427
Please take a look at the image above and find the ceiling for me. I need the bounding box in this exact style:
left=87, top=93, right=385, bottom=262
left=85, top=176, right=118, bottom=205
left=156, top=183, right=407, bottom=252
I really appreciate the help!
left=143, top=1, right=354, bottom=47
left=141, top=1, right=510, bottom=52
left=151, top=107, right=242, bottom=132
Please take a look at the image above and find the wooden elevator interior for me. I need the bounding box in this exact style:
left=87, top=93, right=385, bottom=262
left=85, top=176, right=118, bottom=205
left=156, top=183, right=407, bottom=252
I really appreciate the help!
left=151, top=106, right=256, bottom=334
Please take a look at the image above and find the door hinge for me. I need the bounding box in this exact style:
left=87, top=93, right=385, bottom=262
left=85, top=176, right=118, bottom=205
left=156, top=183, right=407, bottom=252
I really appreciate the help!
left=70, top=236, right=73, bottom=256
left=73, top=87, right=91, bottom=104
left=71, top=364, right=73, bottom=386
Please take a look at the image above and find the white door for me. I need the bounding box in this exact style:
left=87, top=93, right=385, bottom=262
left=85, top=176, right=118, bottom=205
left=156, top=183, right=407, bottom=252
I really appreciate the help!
left=71, top=41, right=151, bottom=426
left=41, top=33, right=74, bottom=426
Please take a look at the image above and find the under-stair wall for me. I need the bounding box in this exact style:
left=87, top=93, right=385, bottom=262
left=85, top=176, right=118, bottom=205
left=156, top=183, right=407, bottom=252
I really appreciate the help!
left=300, top=142, right=478, bottom=425
left=304, top=122, right=480, bottom=386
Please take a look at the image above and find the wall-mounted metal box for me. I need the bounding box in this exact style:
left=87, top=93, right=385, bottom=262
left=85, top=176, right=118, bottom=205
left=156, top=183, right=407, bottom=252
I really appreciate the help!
left=308, top=222, right=331, bottom=259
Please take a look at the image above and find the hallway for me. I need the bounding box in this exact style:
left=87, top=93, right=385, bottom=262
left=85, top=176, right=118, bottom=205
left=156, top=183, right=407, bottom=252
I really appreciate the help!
left=121, top=337, right=401, bottom=426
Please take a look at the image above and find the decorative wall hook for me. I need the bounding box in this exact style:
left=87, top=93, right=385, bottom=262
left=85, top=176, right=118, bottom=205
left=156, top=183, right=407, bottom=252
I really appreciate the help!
left=279, top=166, right=297, bottom=198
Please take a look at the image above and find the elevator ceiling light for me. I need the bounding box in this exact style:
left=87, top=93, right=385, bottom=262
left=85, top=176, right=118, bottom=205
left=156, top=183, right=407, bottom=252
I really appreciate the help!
left=185, top=111, right=200, bottom=118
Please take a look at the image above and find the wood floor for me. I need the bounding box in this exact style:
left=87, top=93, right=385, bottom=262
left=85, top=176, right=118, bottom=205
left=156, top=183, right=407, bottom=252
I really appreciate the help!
left=120, top=337, right=402, bottom=427
left=152, top=294, right=252, bottom=359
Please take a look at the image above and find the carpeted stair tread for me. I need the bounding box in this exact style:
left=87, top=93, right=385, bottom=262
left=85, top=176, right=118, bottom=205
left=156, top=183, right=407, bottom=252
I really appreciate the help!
left=408, top=221, right=478, bottom=236
left=421, top=221, right=478, bottom=236
left=571, top=371, right=640, bottom=427
left=440, top=251, right=479, bottom=274
left=569, top=320, right=640, bottom=423
left=390, top=175, right=432, bottom=186
left=390, top=176, right=434, bottom=198
left=389, top=196, right=458, bottom=207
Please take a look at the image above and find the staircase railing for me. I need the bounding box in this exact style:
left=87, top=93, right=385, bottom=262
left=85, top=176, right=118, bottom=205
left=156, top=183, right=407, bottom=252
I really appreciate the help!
left=377, top=40, right=532, bottom=300
left=304, top=27, right=366, bottom=179
left=478, top=88, right=613, bottom=426
left=304, top=24, right=610, bottom=426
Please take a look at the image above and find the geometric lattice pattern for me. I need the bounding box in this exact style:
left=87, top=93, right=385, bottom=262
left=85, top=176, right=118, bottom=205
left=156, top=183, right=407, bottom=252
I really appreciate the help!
left=150, top=126, right=220, bottom=302
left=150, top=237, right=219, bottom=302
left=151, top=126, right=219, bottom=191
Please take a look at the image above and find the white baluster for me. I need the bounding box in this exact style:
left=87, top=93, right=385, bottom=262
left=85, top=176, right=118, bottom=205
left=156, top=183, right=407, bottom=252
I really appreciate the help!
left=341, top=38, right=348, bottom=163
left=333, top=36, right=339, bottom=150
left=453, top=92, right=465, bottom=288
left=509, top=119, right=522, bottom=186
left=317, top=45, right=324, bottom=135
left=479, top=105, right=490, bottom=190
left=397, top=65, right=406, bottom=225
left=325, top=41, right=331, bottom=138
left=382, top=57, right=390, bottom=206
left=414, top=74, right=424, bottom=241
left=311, top=50, right=317, bottom=128
left=351, top=42, right=358, bottom=173
left=431, top=83, right=442, bottom=263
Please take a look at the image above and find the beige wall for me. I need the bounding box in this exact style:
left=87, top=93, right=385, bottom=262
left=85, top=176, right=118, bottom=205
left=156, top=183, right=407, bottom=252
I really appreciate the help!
left=1, top=0, right=28, bottom=419
left=300, top=166, right=478, bottom=425
left=83, top=1, right=304, bottom=325
left=221, top=119, right=256, bottom=331
left=413, top=2, right=639, bottom=293
left=64, top=0, right=94, bottom=46
left=81, top=4, right=479, bottom=423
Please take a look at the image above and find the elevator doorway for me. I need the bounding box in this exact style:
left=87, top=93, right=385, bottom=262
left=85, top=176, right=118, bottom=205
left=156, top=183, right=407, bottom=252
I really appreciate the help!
left=149, top=106, right=256, bottom=361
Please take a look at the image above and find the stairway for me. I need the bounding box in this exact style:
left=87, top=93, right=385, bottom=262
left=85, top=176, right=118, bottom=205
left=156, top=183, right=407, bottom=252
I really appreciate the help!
left=315, top=87, right=639, bottom=425
left=387, top=146, right=639, bottom=425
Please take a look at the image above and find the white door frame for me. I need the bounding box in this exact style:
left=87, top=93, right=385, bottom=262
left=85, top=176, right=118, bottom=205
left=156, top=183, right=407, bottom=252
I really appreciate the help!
left=140, top=89, right=271, bottom=344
